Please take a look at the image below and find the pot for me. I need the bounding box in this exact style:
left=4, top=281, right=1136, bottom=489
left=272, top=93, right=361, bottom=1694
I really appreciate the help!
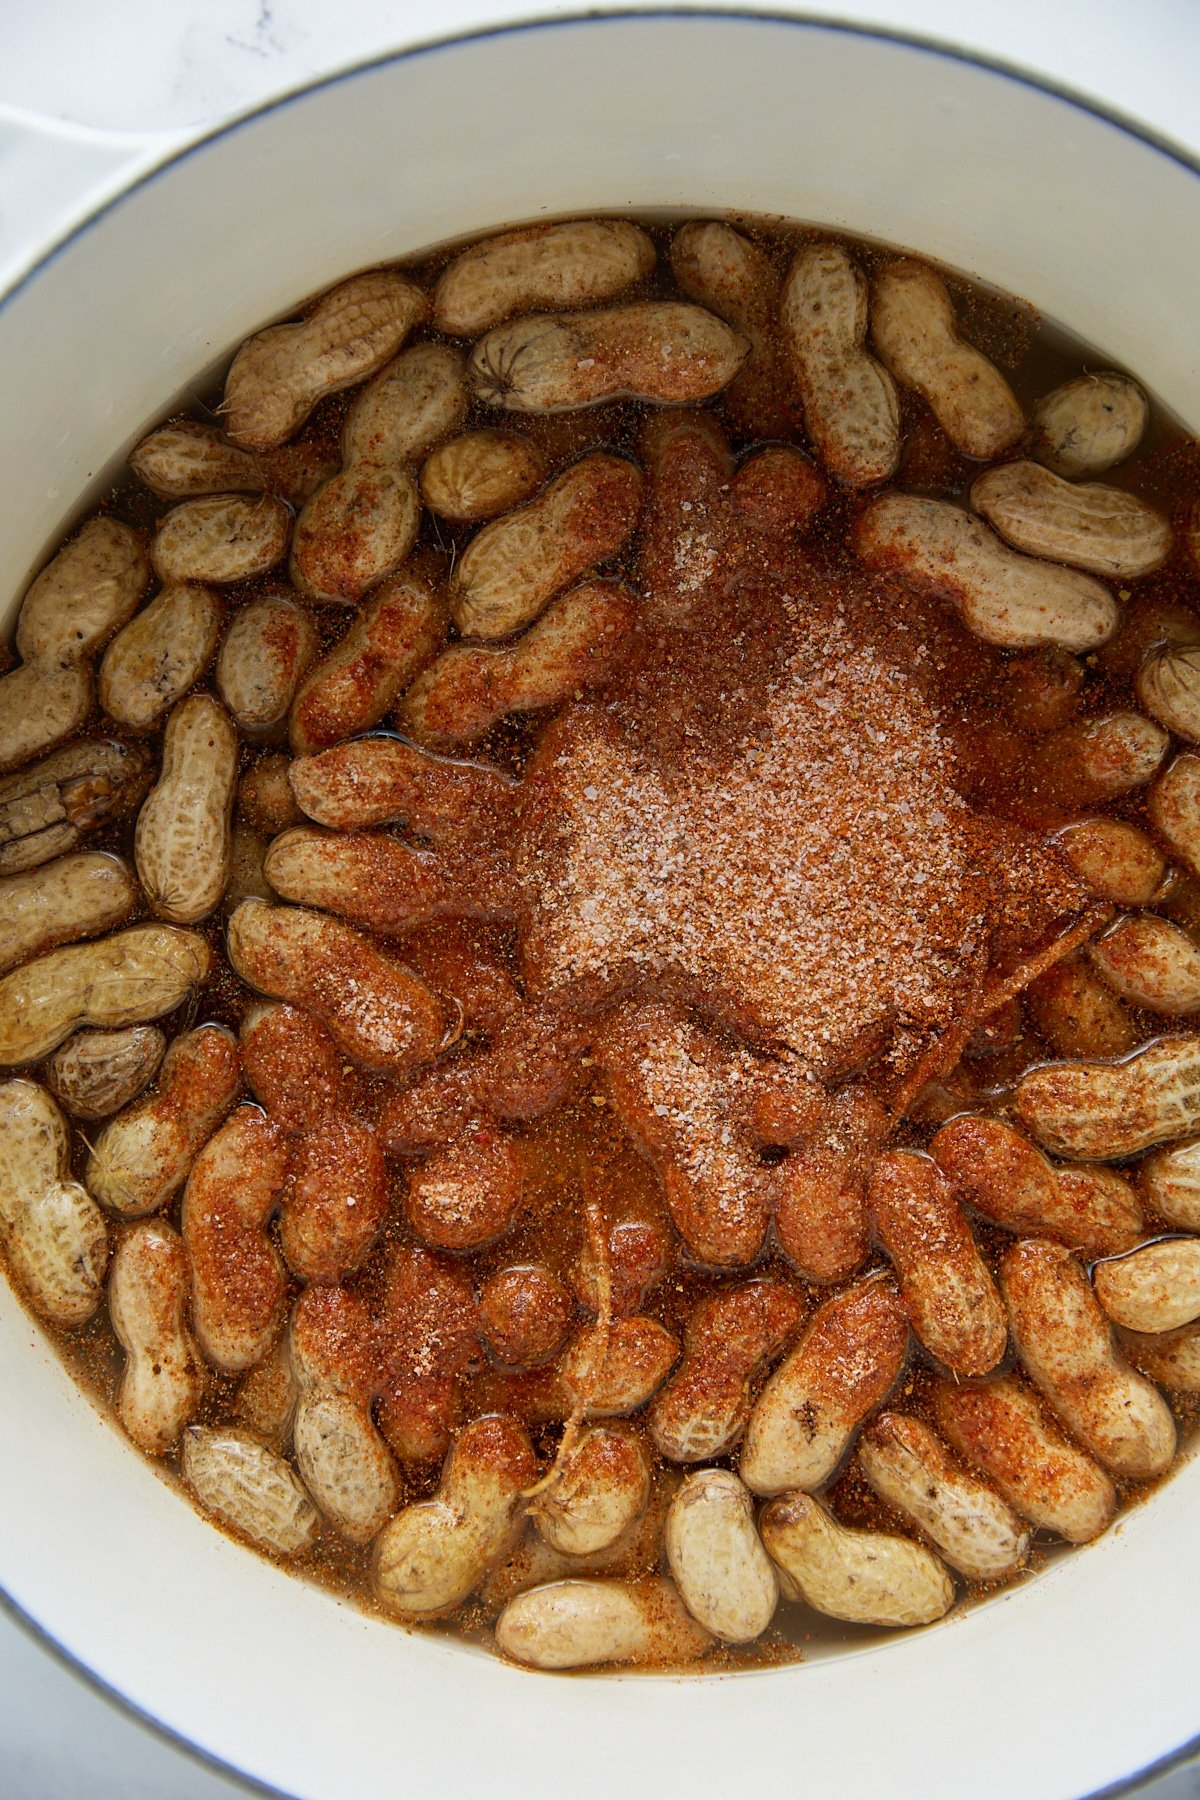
left=2, top=14, right=1199, bottom=1798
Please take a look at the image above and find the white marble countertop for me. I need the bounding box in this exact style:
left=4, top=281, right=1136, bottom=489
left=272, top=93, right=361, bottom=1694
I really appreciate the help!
left=3, top=3, right=1200, bottom=1795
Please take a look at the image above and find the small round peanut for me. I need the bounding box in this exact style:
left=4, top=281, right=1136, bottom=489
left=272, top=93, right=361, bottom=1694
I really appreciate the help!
left=16, top=517, right=149, bottom=666
left=858, top=1414, right=1030, bottom=1584
left=1141, top=1137, right=1200, bottom=1229
left=573, top=1214, right=671, bottom=1318
left=1150, top=753, right=1200, bottom=879
left=1138, top=642, right=1200, bottom=744
left=216, top=595, right=317, bottom=733
left=934, top=1374, right=1115, bottom=1542
left=151, top=495, right=290, bottom=586
left=665, top=1469, right=778, bottom=1644
left=0, top=737, right=152, bottom=877
left=872, top=259, right=1024, bottom=459
left=1093, top=1239, right=1200, bottom=1333
left=1031, top=372, right=1148, bottom=477
left=534, top=1425, right=650, bottom=1557
left=1024, top=955, right=1141, bottom=1061
left=670, top=220, right=796, bottom=439
left=45, top=1024, right=166, bottom=1121
left=1014, top=1035, right=1200, bottom=1160
left=740, top=1277, right=909, bottom=1496
left=854, top=493, right=1118, bottom=651
left=478, top=1264, right=574, bottom=1368
left=868, top=1149, right=1006, bottom=1375
left=0, top=851, right=138, bottom=977
left=1088, top=913, right=1200, bottom=1014
left=780, top=242, right=900, bottom=486
left=1054, top=819, right=1168, bottom=906
left=222, top=269, right=428, bottom=451
left=86, top=1025, right=239, bottom=1217
left=435, top=220, right=655, bottom=335
left=730, top=446, right=825, bottom=535
left=98, top=583, right=220, bottom=732
left=972, top=460, right=1170, bottom=579
left=1001, top=1237, right=1176, bottom=1478
left=558, top=1315, right=680, bottom=1419
left=0, top=662, right=92, bottom=774
left=469, top=303, right=748, bottom=412
left=237, top=753, right=302, bottom=836
left=373, top=1414, right=537, bottom=1618
left=109, top=1219, right=206, bottom=1454
left=760, top=1492, right=954, bottom=1628
left=0, top=1078, right=108, bottom=1324
left=772, top=1088, right=887, bottom=1283
left=234, top=1333, right=299, bottom=1450
left=932, top=1114, right=1144, bottom=1254
left=135, top=695, right=238, bottom=924
left=495, top=1575, right=712, bottom=1670
left=182, top=1425, right=318, bottom=1556
left=420, top=430, right=546, bottom=521
left=405, top=1127, right=524, bottom=1252
left=649, top=1279, right=803, bottom=1463
left=182, top=1104, right=289, bottom=1373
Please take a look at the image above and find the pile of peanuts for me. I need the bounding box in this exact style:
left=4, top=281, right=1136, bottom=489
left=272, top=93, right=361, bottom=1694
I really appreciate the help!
left=5, top=214, right=1200, bottom=1674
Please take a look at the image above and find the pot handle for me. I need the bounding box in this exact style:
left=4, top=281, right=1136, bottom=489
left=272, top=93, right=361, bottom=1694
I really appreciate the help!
left=0, top=102, right=172, bottom=295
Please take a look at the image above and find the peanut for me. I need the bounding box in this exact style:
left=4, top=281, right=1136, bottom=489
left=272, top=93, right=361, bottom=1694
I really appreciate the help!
left=972, top=460, right=1170, bottom=578
left=1138, top=642, right=1200, bottom=743
left=16, top=517, right=149, bottom=665
left=98, top=583, right=220, bottom=732
left=151, top=495, right=290, bottom=586
left=221, top=269, right=428, bottom=451
left=375, top=1245, right=479, bottom=1463
left=1015, top=1036, right=1200, bottom=1159
left=288, top=565, right=447, bottom=753
left=730, top=445, right=825, bottom=536
left=0, top=662, right=92, bottom=773
left=1088, top=913, right=1200, bottom=1014
left=858, top=1413, right=1030, bottom=1583
left=434, top=220, right=654, bottom=335
left=573, top=1214, right=671, bottom=1318
left=234, top=1333, right=299, bottom=1450
left=109, top=1219, right=206, bottom=1453
left=216, top=595, right=317, bottom=733
left=288, top=734, right=518, bottom=838
left=1031, top=371, right=1148, bottom=477
left=130, top=419, right=336, bottom=504
left=182, top=1105, right=288, bottom=1372
left=450, top=453, right=642, bottom=641
left=665, top=1468, right=778, bottom=1644
left=760, top=1492, right=954, bottom=1628
left=0, top=738, right=151, bottom=876
left=934, top=1373, right=1116, bottom=1542
left=1025, top=711, right=1169, bottom=813
left=495, top=1574, right=712, bottom=1670
left=772, top=1089, right=888, bottom=1283
left=182, top=1425, right=318, bottom=1555
left=262, top=827, right=469, bottom=935
left=1093, top=1239, right=1200, bottom=1333
left=481, top=1471, right=679, bottom=1614
left=0, top=925, right=212, bottom=1066
left=373, top=1414, right=536, bottom=1617
left=1000, top=1237, right=1176, bottom=1477
left=871, top=259, right=1024, bottom=459
left=237, top=753, right=302, bottom=836
left=1024, top=955, right=1141, bottom=1060
left=1150, top=753, right=1200, bottom=878
left=1054, top=818, right=1168, bottom=906
left=558, top=1315, right=680, bottom=1418
left=399, top=578, right=635, bottom=745
left=45, top=1024, right=166, bottom=1121
left=469, top=303, right=749, bottom=412
left=0, top=851, right=137, bottom=976
left=1120, top=1320, right=1200, bottom=1392
left=289, top=1287, right=397, bottom=1543
left=670, top=220, right=795, bottom=438
left=1141, top=1137, right=1200, bottom=1229
left=868, top=1150, right=1007, bottom=1375
left=648, top=1279, right=803, bottom=1463
left=0, top=1078, right=108, bottom=1323
left=86, top=1025, right=240, bottom=1217
left=534, top=1425, right=650, bottom=1556
left=134, top=695, right=237, bottom=924
left=1051, top=1165, right=1146, bottom=1255
left=478, top=1264, right=574, bottom=1368
left=780, top=242, right=900, bottom=486
left=227, top=899, right=446, bottom=1075
left=740, top=1277, right=909, bottom=1496
left=994, top=647, right=1085, bottom=733
left=405, top=1127, right=524, bottom=1252
left=420, top=430, right=546, bottom=521
left=854, top=493, right=1118, bottom=651
left=932, top=1115, right=1144, bottom=1254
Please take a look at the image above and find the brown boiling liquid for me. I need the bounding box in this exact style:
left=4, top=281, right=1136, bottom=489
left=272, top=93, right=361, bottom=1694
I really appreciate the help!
left=12, top=212, right=1200, bottom=1670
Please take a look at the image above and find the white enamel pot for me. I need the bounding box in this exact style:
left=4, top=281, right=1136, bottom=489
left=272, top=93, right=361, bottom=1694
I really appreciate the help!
left=3, top=14, right=1200, bottom=1799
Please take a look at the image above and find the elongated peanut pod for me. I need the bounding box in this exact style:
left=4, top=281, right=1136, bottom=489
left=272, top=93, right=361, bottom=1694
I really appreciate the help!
left=1141, top=1137, right=1200, bottom=1229
left=373, top=1415, right=536, bottom=1617
left=932, top=1115, right=1144, bottom=1254
left=780, top=242, right=900, bottom=486
left=109, top=1219, right=206, bottom=1453
left=288, top=567, right=447, bottom=753
left=216, top=595, right=317, bottom=733
left=933, top=1374, right=1115, bottom=1543
left=135, top=695, right=238, bottom=924
left=16, top=517, right=149, bottom=665
left=868, top=1150, right=1006, bottom=1375
left=495, top=1575, right=712, bottom=1670
left=1088, top=913, right=1200, bottom=1014
left=740, top=1277, right=909, bottom=1496
left=0, top=1078, right=108, bottom=1324
left=222, top=269, right=428, bottom=450
left=45, top=1025, right=166, bottom=1122
left=435, top=220, right=655, bottom=335
left=859, top=1413, right=1030, bottom=1583
left=1120, top=1320, right=1200, bottom=1391
left=151, top=495, right=291, bottom=586
left=1014, top=1036, right=1200, bottom=1159
left=399, top=579, right=635, bottom=745
left=263, top=828, right=466, bottom=935
left=972, top=460, right=1170, bottom=578
left=854, top=493, right=1118, bottom=651
left=1031, top=372, right=1148, bottom=477
left=1138, top=642, right=1200, bottom=744
left=649, top=1279, right=803, bottom=1463
left=227, top=900, right=446, bottom=1075
left=1024, top=956, right=1141, bottom=1061
left=420, top=430, right=546, bottom=521
left=0, top=662, right=92, bottom=774
left=281, top=1113, right=388, bottom=1283
left=761, top=1492, right=954, bottom=1627
left=0, top=852, right=137, bottom=976
left=182, top=1105, right=288, bottom=1372
left=872, top=259, right=1024, bottom=459
left=0, top=737, right=152, bottom=878
left=375, top=1244, right=479, bottom=1464
left=665, top=1469, right=778, bottom=1644
left=1054, top=819, right=1168, bottom=906
left=288, top=735, right=518, bottom=838
left=670, top=220, right=796, bottom=439
left=183, top=1425, right=318, bottom=1555
left=99, top=583, right=220, bottom=732
left=1000, top=1238, right=1176, bottom=1478
left=293, top=1390, right=398, bottom=1545
left=1027, top=711, right=1169, bottom=813
left=1151, top=753, right=1200, bottom=878
left=86, top=1025, right=240, bottom=1217
left=1093, top=1239, right=1200, bottom=1333
left=534, top=1425, right=650, bottom=1556
left=0, top=925, right=212, bottom=1067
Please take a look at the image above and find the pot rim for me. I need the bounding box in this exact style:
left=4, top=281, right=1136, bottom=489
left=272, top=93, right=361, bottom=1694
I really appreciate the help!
left=5, top=12, right=1200, bottom=1800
